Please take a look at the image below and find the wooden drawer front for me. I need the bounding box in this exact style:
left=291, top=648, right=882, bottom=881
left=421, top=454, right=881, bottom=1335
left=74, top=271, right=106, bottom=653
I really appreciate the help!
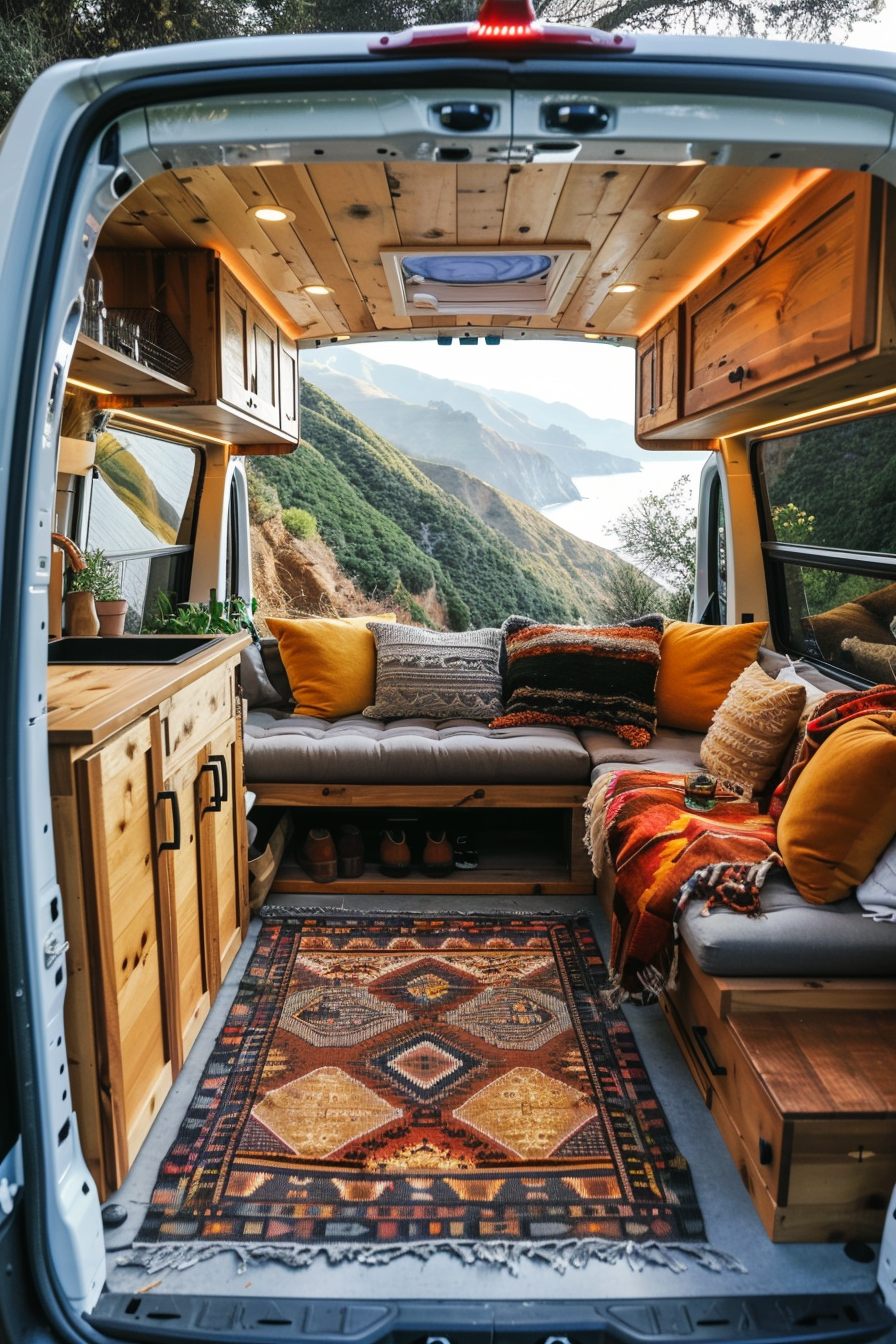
left=164, top=665, right=234, bottom=770
left=685, top=177, right=877, bottom=416
left=665, top=971, right=786, bottom=1200
left=788, top=1118, right=896, bottom=1222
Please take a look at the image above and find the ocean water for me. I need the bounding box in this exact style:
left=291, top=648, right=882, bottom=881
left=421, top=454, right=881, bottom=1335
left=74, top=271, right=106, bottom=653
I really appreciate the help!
left=541, top=455, right=710, bottom=554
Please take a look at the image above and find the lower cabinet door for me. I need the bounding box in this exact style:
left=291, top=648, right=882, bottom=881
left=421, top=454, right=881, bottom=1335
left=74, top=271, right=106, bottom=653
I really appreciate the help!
left=198, top=722, right=248, bottom=998
left=77, top=712, right=173, bottom=1187
left=160, top=750, right=211, bottom=1067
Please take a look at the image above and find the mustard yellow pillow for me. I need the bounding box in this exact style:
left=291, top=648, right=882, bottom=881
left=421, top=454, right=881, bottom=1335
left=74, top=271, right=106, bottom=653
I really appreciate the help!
left=777, top=712, right=896, bottom=905
left=266, top=614, right=395, bottom=720
left=655, top=620, right=769, bottom=732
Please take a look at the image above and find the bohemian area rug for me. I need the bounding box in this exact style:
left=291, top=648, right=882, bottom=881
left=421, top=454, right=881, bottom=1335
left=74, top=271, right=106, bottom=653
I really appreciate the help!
left=123, top=914, right=740, bottom=1275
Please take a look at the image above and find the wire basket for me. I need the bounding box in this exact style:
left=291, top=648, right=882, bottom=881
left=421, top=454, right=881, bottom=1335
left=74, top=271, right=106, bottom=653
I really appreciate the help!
left=104, top=307, right=194, bottom=386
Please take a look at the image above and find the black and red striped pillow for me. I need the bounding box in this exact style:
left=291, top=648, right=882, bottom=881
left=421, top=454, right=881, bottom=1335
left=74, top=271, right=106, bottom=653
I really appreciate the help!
left=491, top=614, right=664, bottom=747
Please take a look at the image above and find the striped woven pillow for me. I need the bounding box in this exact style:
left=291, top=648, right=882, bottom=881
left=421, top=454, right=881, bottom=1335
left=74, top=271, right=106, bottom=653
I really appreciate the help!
left=491, top=615, right=664, bottom=747
left=364, top=622, right=504, bottom=721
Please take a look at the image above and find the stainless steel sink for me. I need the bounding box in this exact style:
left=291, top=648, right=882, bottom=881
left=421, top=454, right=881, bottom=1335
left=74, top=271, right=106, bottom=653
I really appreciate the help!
left=47, top=635, right=224, bottom=664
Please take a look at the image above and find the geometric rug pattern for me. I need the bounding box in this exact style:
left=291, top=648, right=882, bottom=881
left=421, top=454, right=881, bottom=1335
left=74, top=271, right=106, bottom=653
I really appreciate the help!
left=135, top=915, right=707, bottom=1254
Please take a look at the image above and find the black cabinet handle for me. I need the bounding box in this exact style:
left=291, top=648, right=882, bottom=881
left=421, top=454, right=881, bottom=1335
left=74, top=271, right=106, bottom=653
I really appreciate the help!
left=209, top=753, right=229, bottom=804
left=199, top=761, right=222, bottom=814
left=727, top=365, right=746, bottom=385
left=692, top=1025, right=727, bottom=1076
left=157, top=790, right=181, bottom=853
left=758, top=1137, right=773, bottom=1166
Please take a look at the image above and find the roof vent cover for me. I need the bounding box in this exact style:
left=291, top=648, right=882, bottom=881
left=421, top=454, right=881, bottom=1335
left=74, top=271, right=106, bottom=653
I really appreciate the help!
left=382, top=245, right=589, bottom=316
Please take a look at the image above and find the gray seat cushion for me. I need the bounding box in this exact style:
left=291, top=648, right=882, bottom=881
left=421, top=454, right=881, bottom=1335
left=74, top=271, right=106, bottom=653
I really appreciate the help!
left=581, top=726, right=704, bottom=785
left=244, top=710, right=591, bottom=785
left=679, top=869, right=896, bottom=977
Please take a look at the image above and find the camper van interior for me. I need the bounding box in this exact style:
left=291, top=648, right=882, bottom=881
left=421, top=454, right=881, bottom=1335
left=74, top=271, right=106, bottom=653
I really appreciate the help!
left=17, top=44, right=896, bottom=1338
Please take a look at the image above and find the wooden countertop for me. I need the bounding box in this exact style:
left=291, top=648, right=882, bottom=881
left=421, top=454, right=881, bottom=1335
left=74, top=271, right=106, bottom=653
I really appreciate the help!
left=46, top=633, right=250, bottom=747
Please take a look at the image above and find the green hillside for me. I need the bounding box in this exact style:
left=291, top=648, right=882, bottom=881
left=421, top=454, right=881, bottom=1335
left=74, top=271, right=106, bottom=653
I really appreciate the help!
left=253, top=383, right=624, bottom=629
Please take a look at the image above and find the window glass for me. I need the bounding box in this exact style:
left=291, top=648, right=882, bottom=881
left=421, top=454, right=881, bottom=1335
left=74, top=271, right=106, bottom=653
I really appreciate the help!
left=714, top=478, right=727, bottom=624
left=85, top=424, right=201, bottom=631
left=87, top=426, right=200, bottom=553
left=773, top=565, right=896, bottom=684
left=763, top=413, right=896, bottom=554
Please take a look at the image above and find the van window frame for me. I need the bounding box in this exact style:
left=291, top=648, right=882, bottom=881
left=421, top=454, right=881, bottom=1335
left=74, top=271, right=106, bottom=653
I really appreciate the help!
left=751, top=423, right=896, bottom=685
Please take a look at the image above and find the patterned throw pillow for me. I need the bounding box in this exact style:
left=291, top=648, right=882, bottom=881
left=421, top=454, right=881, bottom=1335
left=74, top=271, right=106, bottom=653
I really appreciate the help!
left=364, top=623, right=504, bottom=721
left=700, top=660, right=806, bottom=800
left=491, top=615, right=664, bottom=746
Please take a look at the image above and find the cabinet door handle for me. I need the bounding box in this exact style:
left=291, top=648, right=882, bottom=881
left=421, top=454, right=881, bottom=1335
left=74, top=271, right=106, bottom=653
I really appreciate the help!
left=692, top=1025, right=727, bottom=1076
left=158, top=790, right=181, bottom=852
left=199, top=762, right=222, bottom=814
left=209, top=753, right=229, bottom=804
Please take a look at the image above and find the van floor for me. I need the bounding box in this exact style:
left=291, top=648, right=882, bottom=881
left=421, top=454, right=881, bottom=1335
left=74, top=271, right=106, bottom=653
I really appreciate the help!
left=102, top=893, right=884, bottom=1304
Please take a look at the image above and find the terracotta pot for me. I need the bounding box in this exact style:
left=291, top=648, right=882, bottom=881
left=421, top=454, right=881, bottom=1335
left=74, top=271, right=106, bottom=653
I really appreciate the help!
left=95, top=599, right=128, bottom=637
left=63, top=590, right=100, bottom=637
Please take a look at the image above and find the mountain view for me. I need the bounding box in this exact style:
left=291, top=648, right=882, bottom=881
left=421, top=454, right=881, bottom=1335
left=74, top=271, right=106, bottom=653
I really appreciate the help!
left=248, top=356, right=657, bottom=632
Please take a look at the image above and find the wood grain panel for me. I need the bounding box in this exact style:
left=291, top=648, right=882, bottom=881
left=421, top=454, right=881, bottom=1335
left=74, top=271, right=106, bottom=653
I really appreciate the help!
left=308, top=162, right=410, bottom=329
left=456, top=164, right=510, bottom=244
left=500, top=163, right=570, bottom=245
left=390, top=162, right=458, bottom=245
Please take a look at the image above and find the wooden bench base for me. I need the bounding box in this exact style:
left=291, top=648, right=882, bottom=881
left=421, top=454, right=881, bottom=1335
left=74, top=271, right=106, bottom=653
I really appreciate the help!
left=663, top=945, right=896, bottom=1243
left=252, top=782, right=596, bottom=898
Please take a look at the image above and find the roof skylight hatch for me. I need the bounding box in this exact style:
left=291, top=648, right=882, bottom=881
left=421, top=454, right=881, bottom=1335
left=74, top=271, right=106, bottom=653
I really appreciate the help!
left=381, top=245, right=590, bottom=317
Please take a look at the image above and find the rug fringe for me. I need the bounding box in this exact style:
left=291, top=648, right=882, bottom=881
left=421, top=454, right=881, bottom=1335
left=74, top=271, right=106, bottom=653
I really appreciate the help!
left=117, top=1237, right=746, bottom=1278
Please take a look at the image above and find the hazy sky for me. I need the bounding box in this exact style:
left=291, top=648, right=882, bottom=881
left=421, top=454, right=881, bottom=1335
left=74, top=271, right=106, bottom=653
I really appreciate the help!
left=357, top=9, right=896, bottom=425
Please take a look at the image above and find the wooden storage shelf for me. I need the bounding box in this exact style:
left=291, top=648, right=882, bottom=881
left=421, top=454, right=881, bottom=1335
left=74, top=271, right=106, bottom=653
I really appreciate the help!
left=269, top=793, right=594, bottom=899
left=71, top=333, right=194, bottom=398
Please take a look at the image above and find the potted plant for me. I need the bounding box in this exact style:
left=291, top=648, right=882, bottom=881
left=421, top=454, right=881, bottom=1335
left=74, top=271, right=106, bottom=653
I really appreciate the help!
left=67, top=548, right=128, bottom=636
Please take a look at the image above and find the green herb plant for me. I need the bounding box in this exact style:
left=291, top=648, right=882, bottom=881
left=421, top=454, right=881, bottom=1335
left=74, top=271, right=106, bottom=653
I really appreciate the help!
left=67, top=548, right=123, bottom=603
left=144, top=588, right=260, bottom=644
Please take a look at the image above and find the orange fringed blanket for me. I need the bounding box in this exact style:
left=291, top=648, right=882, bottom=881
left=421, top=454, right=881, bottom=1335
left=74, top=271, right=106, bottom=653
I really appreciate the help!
left=586, top=771, right=781, bottom=1003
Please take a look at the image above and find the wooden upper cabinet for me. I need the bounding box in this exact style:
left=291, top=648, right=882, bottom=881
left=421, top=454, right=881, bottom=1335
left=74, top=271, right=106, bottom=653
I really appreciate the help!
left=636, top=308, right=681, bottom=439
left=95, top=248, right=299, bottom=450
left=684, top=173, right=881, bottom=418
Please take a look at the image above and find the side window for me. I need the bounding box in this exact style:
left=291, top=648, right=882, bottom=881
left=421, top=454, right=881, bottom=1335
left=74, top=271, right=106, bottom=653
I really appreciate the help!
left=695, top=460, right=727, bottom=625
left=85, top=422, right=203, bottom=631
left=225, top=474, right=241, bottom=599
left=756, top=412, right=896, bottom=683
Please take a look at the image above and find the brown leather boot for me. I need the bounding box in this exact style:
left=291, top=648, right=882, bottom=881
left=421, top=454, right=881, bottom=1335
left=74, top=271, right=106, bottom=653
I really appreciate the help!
left=338, top=823, right=365, bottom=878
left=422, top=831, right=454, bottom=877
left=380, top=829, right=411, bottom=877
left=300, top=828, right=338, bottom=883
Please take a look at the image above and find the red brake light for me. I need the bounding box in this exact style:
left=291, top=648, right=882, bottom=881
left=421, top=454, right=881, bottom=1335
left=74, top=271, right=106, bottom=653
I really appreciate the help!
left=368, top=0, right=635, bottom=54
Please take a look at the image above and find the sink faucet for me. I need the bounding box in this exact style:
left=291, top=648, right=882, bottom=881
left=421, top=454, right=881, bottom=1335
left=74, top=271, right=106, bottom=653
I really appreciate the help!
left=51, top=533, right=86, bottom=572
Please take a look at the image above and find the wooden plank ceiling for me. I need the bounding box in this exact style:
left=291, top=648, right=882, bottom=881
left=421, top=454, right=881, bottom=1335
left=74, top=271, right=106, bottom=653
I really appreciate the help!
left=102, top=162, right=826, bottom=343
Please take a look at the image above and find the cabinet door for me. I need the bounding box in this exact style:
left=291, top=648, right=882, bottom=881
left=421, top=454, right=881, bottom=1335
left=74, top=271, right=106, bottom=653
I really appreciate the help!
left=636, top=310, right=680, bottom=438
left=279, top=335, right=299, bottom=438
left=198, top=720, right=248, bottom=998
left=219, top=268, right=254, bottom=415
left=159, top=750, right=210, bottom=1066
left=77, top=713, right=173, bottom=1186
left=248, top=299, right=280, bottom=430
left=685, top=175, right=878, bottom=417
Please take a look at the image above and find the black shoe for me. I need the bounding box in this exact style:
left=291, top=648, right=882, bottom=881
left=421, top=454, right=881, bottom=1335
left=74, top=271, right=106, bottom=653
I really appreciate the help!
left=454, top=835, right=479, bottom=869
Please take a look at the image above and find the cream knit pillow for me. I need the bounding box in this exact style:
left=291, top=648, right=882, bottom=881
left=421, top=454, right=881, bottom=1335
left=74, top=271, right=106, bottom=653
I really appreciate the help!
left=700, top=661, right=806, bottom=800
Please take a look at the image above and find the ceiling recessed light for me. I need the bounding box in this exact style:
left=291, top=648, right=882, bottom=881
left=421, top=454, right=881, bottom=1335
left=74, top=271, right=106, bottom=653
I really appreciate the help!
left=583, top=332, right=603, bottom=339
left=302, top=284, right=335, bottom=296
left=658, top=204, right=707, bottom=223
left=249, top=205, right=295, bottom=223
left=609, top=282, right=639, bottom=295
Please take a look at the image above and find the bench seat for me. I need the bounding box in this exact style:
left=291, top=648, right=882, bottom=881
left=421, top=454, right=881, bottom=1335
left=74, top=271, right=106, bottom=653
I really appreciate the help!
left=244, top=709, right=592, bottom=785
